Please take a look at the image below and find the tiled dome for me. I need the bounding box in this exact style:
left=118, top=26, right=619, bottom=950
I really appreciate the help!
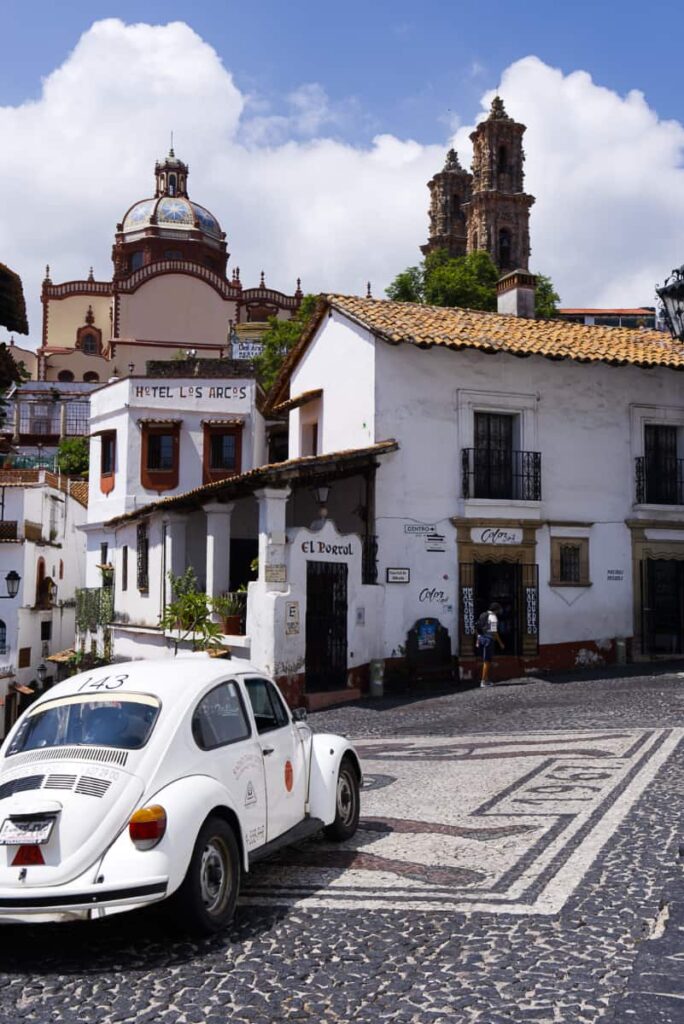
left=122, top=196, right=222, bottom=239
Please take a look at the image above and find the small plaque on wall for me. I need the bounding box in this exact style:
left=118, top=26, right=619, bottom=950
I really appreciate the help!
left=265, top=563, right=287, bottom=583
left=386, top=568, right=410, bottom=583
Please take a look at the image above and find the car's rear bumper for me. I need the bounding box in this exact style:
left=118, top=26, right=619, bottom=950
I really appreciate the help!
left=0, top=876, right=168, bottom=923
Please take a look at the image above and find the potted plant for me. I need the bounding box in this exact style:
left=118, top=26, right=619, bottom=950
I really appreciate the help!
left=212, top=592, right=244, bottom=635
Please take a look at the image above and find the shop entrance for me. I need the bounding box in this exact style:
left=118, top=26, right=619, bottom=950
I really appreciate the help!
left=305, top=560, right=348, bottom=691
left=473, top=561, right=522, bottom=656
left=640, top=559, right=684, bottom=655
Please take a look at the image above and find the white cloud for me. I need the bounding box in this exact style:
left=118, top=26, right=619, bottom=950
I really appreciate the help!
left=0, top=25, right=683, bottom=348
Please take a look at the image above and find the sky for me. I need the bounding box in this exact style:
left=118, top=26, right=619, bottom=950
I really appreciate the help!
left=1, top=0, right=683, bottom=349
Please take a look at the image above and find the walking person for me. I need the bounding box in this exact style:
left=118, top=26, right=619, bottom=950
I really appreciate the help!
left=475, top=601, right=505, bottom=687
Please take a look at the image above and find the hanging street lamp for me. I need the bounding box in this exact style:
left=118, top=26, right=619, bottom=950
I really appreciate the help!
left=656, top=265, right=684, bottom=341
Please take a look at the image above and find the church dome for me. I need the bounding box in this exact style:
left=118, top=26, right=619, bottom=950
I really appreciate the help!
left=113, top=149, right=228, bottom=280
left=122, top=196, right=222, bottom=239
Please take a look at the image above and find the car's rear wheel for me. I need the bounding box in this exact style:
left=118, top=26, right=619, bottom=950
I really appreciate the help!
left=173, top=816, right=240, bottom=934
left=324, top=756, right=360, bottom=841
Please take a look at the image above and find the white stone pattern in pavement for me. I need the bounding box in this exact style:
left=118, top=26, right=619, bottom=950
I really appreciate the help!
left=242, top=728, right=682, bottom=915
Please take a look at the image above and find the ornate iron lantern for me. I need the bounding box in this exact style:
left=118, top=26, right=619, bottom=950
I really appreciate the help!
left=656, top=265, right=684, bottom=340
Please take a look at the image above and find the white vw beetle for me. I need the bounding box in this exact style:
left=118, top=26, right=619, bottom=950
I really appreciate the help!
left=0, top=656, right=361, bottom=932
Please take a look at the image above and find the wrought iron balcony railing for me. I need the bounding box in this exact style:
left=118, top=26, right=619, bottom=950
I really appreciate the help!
left=462, top=448, right=542, bottom=501
left=636, top=456, right=684, bottom=505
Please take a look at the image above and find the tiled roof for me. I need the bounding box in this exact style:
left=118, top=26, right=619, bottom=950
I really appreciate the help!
left=105, top=439, right=399, bottom=527
left=268, top=295, right=684, bottom=407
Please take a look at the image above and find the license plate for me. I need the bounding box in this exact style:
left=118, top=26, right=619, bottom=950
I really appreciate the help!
left=0, top=817, right=55, bottom=846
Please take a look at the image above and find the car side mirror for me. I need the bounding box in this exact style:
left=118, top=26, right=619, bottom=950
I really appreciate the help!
left=292, top=707, right=307, bottom=722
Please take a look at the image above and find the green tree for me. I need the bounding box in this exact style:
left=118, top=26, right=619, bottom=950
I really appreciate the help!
left=534, top=273, right=561, bottom=319
left=0, top=342, right=29, bottom=431
left=423, top=250, right=499, bottom=310
left=385, top=266, right=423, bottom=303
left=254, top=294, right=319, bottom=392
left=386, top=250, right=560, bottom=318
left=56, top=436, right=89, bottom=476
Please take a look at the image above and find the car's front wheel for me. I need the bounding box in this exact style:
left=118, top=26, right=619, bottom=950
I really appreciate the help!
left=324, top=756, right=360, bottom=841
left=173, top=815, right=240, bottom=934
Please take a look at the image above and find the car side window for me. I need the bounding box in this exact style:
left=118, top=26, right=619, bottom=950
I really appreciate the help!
left=192, top=681, right=251, bottom=751
left=245, top=678, right=290, bottom=734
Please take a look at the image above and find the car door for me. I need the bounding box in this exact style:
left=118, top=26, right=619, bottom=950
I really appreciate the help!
left=243, top=677, right=307, bottom=842
left=191, top=680, right=267, bottom=853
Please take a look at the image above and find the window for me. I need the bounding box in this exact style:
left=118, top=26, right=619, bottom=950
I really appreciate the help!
left=0, top=620, right=6, bottom=656
left=499, top=228, right=512, bottom=269
left=7, top=694, right=160, bottom=755
left=130, top=251, right=144, bottom=272
left=136, top=523, right=149, bottom=592
left=245, top=677, right=289, bottom=734
left=40, top=621, right=52, bottom=642
left=83, top=371, right=100, bottom=383
left=550, top=538, right=590, bottom=586
left=57, top=370, right=74, bottom=382
left=101, top=432, right=115, bottom=476
left=498, top=145, right=508, bottom=173
left=164, top=249, right=183, bottom=260
left=18, top=647, right=31, bottom=669
left=192, top=682, right=251, bottom=750
left=202, top=425, right=242, bottom=484
left=301, top=422, right=318, bottom=458
left=643, top=424, right=680, bottom=504
left=148, top=434, right=174, bottom=470
left=82, top=334, right=98, bottom=355
left=121, top=545, right=128, bottom=591
left=100, top=542, right=109, bottom=566
left=59, top=560, right=64, bottom=580
left=168, top=174, right=177, bottom=195
left=141, top=423, right=180, bottom=491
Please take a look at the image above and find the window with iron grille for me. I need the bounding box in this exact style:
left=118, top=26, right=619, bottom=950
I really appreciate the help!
left=550, top=538, right=590, bottom=586
left=210, top=433, right=237, bottom=471
left=121, top=545, right=128, bottom=592
left=136, top=524, right=149, bottom=592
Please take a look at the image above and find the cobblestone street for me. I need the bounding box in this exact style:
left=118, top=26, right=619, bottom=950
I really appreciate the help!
left=0, top=664, right=682, bottom=1024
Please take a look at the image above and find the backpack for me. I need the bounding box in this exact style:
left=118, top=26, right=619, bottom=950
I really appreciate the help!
left=475, top=611, right=490, bottom=636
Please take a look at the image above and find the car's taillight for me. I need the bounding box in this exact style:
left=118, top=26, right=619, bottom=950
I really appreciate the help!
left=129, top=805, right=167, bottom=850
left=12, top=845, right=45, bottom=866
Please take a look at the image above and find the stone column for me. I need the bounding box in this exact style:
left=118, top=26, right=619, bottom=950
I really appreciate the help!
left=255, top=487, right=291, bottom=593
left=205, top=502, right=234, bottom=598
left=163, top=513, right=187, bottom=608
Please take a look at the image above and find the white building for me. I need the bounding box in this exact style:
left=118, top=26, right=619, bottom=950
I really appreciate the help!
left=84, top=280, right=684, bottom=708
left=0, top=469, right=87, bottom=728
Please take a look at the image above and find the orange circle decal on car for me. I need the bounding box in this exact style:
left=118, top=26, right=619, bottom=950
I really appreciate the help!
left=284, top=760, right=294, bottom=792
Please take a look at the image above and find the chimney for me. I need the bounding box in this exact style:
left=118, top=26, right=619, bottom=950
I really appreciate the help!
left=497, top=270, right=537, bottom=318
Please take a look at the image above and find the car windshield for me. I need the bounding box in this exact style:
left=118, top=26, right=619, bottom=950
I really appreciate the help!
left=5, top=694, right=161, bottom=756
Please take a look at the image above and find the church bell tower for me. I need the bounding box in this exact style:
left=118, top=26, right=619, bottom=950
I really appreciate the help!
left=421, top=149, right=473, bottom=259
left=464, top=96, right=535, bottom=271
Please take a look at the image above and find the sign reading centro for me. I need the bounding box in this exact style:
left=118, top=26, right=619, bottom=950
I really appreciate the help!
left=471, top=527, right=523, bottom=545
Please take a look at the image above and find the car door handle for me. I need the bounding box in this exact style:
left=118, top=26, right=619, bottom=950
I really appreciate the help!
left=261, top=746, right=275, bottom=756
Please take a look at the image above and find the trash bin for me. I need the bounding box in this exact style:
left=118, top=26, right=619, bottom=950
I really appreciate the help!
left=369, top=659, right=385, bottom=698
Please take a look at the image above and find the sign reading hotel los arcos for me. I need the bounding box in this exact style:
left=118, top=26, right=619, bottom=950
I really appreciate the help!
left=133, top=382, right=251, bottom=411
left=471, top=527, right=523, bottom=545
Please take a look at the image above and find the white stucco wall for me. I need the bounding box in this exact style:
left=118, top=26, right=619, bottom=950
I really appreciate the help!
left=288, top=311, right=376, bottom=458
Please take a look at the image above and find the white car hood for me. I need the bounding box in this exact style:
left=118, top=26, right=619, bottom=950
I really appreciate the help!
left=0, top=747, right=144, bottom=887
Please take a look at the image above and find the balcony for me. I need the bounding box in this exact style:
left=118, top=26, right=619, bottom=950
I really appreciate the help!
left=636, top=456, right=684, bottom=505
left=462, top=448, right=542, bottom=501
left=0, top=521, right=18, bottom=541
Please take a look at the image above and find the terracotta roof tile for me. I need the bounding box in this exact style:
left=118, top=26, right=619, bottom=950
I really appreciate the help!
left=326, top=295, right=683, bottom=368
left=267, top=295, right=684, bottom=408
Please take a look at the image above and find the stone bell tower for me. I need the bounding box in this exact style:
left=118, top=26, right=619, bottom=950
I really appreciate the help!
left=421, top=149, right=473, bottom=259
left=464, top=96, right=535, bottom=271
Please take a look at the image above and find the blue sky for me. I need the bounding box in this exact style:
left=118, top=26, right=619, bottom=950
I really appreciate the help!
left=1, top=4, right=683, bottom=344
left=2, top=0, right=679, bottom=146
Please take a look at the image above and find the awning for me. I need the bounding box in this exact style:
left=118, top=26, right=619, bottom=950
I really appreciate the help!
left=46, top=648, right=76, bottom=663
